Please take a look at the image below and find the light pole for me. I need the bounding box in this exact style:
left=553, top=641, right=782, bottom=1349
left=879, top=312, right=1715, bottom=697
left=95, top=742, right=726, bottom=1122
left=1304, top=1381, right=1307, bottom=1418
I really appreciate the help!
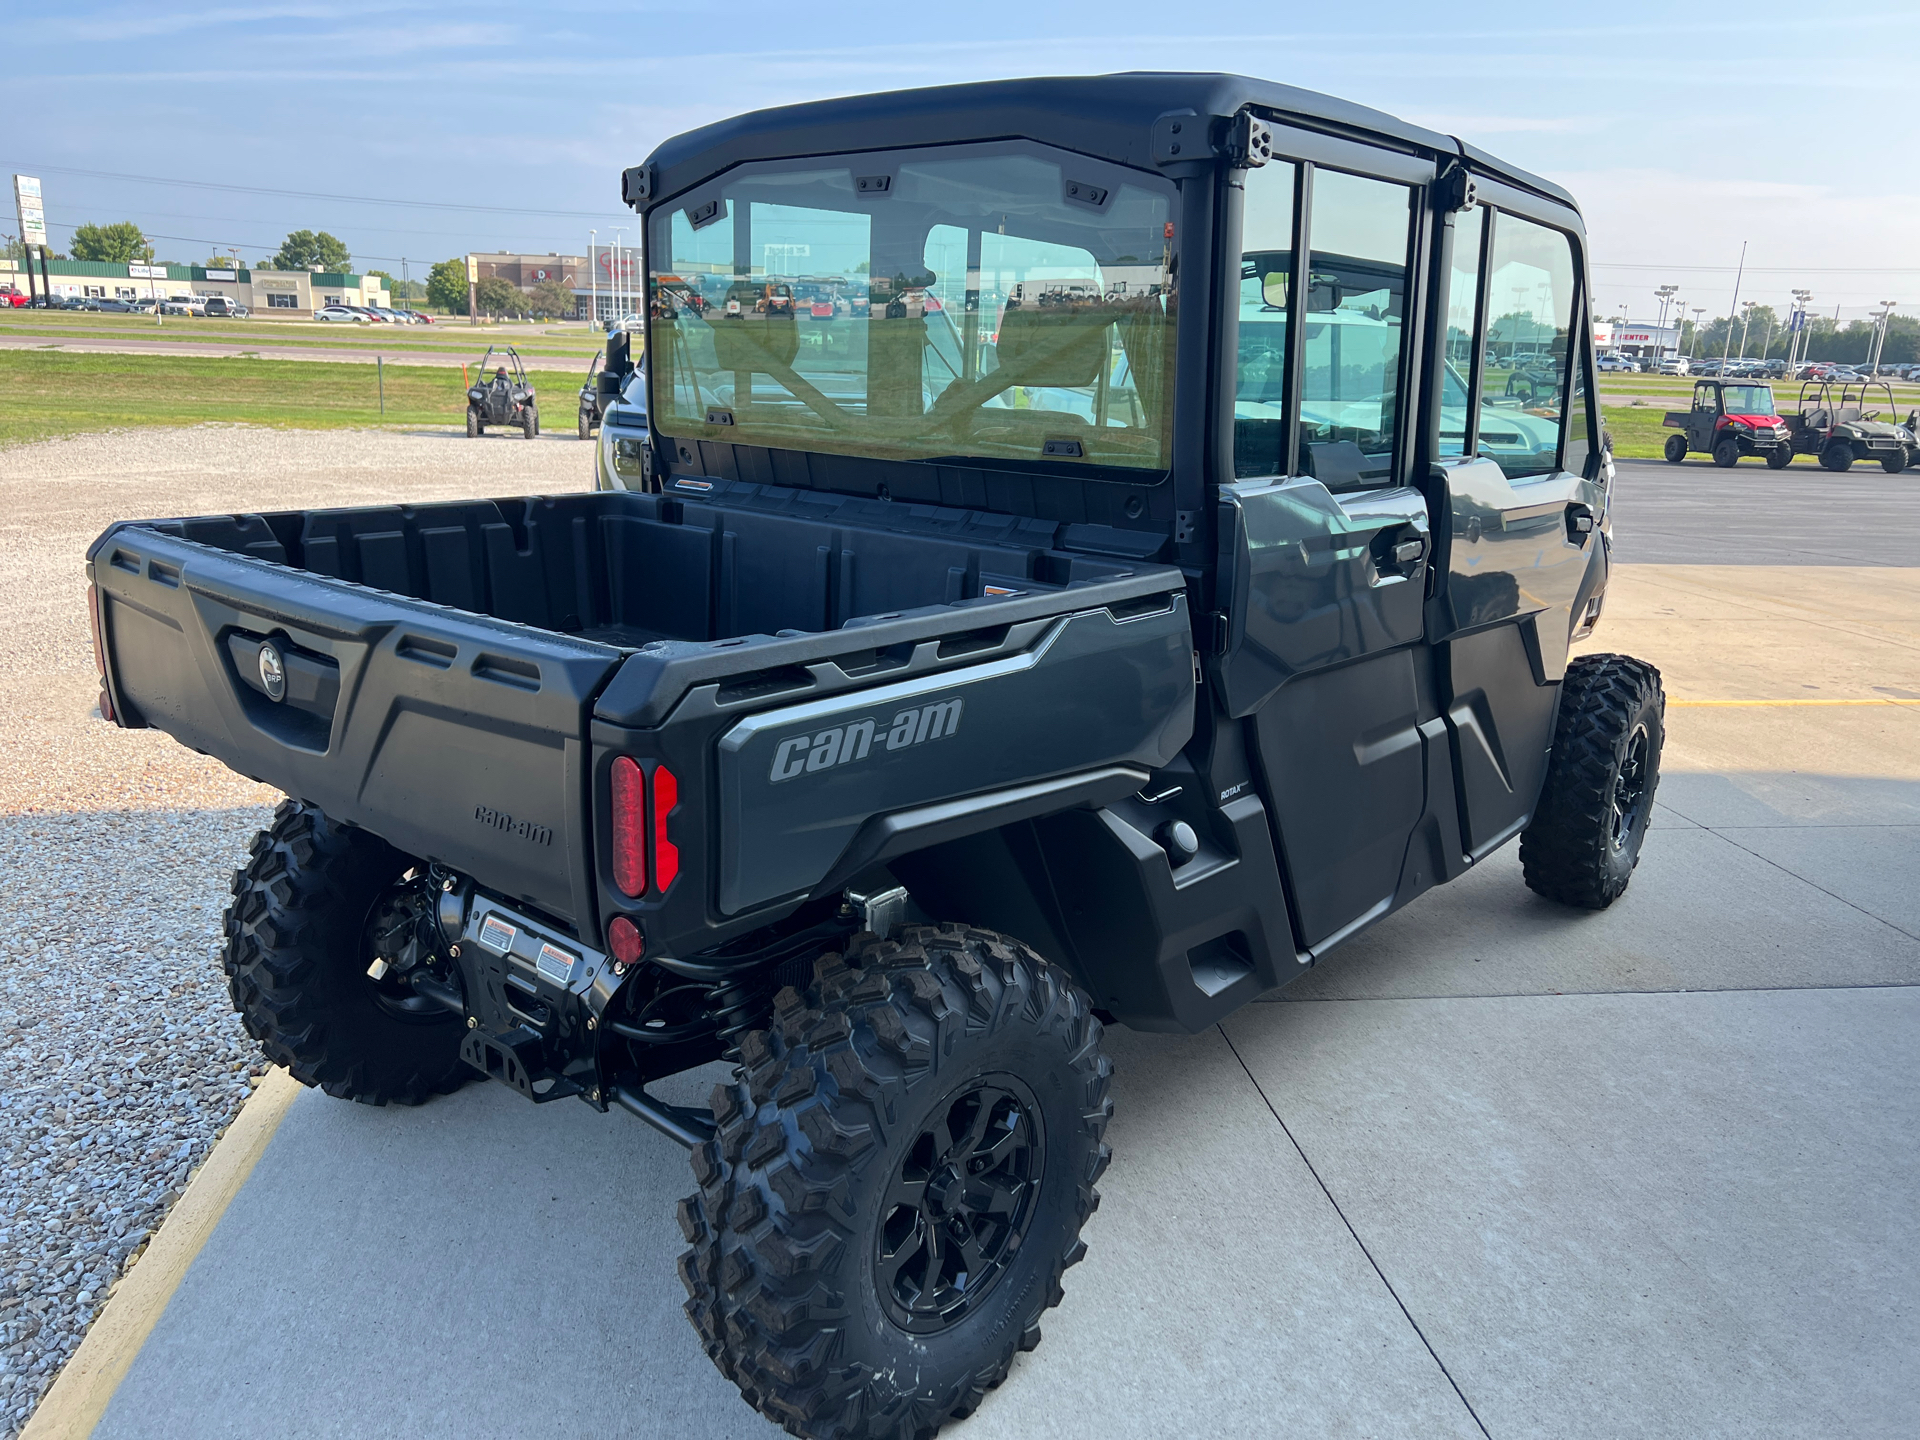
left=589, top=228, right=597, bottom=330
left=1654, top=284, right=1678, bottom=359
left=1789, top=288, right=1813, bottom=369
left=1688, top=308, right=1704, bottom=360
left=1869, top=301, right=1896, bottom=374
left=610, top=226, right=626, bottom=324
left=1721, top=240, right=1748, bottom=368
left=1737, top=299, right=1757, bottom=361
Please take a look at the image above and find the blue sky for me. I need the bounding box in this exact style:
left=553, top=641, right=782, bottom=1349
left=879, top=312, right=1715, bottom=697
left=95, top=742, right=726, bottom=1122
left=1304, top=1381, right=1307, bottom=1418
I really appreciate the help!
left=6, top=0, right=1915, bottom=322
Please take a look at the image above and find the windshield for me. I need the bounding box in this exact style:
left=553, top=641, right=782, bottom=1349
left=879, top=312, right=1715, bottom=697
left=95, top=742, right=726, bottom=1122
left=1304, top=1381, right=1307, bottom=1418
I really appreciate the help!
left=1721, top=385, right=1776, bottom=415
left=647, top=141, right=1176, bottom=472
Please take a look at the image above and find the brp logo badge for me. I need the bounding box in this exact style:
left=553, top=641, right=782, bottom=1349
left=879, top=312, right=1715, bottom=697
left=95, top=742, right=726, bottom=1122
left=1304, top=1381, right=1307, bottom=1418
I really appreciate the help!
left=257, top=641, right=287, bottom=702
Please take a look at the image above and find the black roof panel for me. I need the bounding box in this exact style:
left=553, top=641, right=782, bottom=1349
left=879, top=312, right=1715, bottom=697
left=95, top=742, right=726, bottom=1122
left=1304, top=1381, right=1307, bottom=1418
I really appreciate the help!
left=638, top=72, right=1576, bottom=213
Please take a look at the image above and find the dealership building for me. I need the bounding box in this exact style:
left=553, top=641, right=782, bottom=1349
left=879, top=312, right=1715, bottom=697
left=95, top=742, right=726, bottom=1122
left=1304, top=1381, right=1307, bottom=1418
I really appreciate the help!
left=1594, top=320, right=1680, bottom=361
left=0, top=257, right=390, bottom=315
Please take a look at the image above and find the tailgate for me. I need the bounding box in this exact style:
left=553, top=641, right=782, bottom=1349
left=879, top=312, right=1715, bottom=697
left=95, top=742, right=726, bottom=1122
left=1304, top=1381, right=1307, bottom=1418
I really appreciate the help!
left=90, top=524, right=622, bottom=933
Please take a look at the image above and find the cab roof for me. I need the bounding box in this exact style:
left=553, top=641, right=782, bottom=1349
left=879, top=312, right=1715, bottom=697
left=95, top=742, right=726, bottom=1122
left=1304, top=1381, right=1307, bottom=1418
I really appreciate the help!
left=633, top=72, right=1577, bottom=213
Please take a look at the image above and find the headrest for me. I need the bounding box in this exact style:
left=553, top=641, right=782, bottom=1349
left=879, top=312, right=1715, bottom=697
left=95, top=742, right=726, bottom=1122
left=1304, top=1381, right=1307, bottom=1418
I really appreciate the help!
left=995, top=292, right=1111, bottom=389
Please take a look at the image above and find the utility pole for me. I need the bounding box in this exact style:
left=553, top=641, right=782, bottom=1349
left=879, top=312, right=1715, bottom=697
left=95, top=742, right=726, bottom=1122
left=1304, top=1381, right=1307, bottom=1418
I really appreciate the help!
left=611, top=227, right=627, bottom=323
left=1721, top=240, right=1747, bottom=368
left=589, top=229, right=597, bottom=331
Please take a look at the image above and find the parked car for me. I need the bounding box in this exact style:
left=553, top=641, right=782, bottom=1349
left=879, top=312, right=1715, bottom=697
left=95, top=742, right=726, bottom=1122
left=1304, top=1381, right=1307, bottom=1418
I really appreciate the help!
left=1596, top=354, right=1633, bottom=372
left=397, top=309, right=435, bottom=324
left=1657, top=357, right=1691, bottom=375
left=86, top=75, right=1658, bottom=1440
left=201, top=295, right=246, bottom=318
left=0, top=285, right=30, bottom=308
left=94, top=298, right=137, bottom=313
left=314, top=305, right=366, bottom=322
left=159, top=296, right=202, bottom=316
left=59, top=295, right=101, bottom=310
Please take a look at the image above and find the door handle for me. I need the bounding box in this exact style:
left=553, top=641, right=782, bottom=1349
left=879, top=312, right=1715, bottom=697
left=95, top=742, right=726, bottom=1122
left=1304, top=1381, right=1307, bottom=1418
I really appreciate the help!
left=1565, top=504, right=1595, bottom=544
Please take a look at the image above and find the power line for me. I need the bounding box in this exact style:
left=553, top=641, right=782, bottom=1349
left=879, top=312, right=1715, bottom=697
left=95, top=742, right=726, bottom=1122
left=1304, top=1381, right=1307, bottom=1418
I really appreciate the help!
left=4, top=161, right=625, bottom=220
left=1594, top=262, right=1920, bottom=274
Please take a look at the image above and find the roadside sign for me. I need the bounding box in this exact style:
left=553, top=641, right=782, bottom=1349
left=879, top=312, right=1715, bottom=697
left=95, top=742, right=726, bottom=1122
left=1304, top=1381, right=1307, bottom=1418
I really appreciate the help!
left=13, top=175, right=46, bottom=248
left=464, top=254, right=479, bottom=284
left=1788, top=309, right=1806, bottom=332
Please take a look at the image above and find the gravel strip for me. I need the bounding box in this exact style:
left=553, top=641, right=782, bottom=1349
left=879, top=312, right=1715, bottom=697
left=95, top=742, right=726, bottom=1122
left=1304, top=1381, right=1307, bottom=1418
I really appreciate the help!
left=0, top=424, right=587, bottom=1434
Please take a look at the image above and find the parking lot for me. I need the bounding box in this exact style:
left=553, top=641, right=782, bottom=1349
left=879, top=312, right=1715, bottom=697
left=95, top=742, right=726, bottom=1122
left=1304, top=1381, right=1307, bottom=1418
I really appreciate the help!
left=11, top=435, right=1919, bottom=1439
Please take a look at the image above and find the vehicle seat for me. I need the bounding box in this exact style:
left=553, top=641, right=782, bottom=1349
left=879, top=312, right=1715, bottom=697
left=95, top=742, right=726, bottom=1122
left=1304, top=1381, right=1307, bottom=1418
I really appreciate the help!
left=1804, top=409, right=1829, bottom=429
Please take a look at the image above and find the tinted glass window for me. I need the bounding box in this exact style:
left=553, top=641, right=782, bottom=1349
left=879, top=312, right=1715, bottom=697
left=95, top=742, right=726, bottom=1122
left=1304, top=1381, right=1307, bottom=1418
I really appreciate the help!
left=648, top=143, right=1175, bottom=471
left=1300, top=169, right=1412, bottom=489
left=1233, top=160, right=1298, bottom=478
left=1478, top=212, right=1576, bottom=479
left=1438, top=204, right=1483, bottom=457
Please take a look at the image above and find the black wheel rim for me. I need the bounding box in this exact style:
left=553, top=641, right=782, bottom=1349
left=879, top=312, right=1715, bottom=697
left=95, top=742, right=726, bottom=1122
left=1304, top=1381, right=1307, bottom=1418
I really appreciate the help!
left=876, top=1074, right=1046, bottom=1334
left=1611, top=723, right=1652, bottom=852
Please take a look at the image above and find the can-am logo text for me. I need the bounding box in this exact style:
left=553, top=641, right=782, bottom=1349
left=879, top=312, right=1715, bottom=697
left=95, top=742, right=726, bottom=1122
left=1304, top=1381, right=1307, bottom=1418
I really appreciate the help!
left=769, top=698, right=964, bottom=783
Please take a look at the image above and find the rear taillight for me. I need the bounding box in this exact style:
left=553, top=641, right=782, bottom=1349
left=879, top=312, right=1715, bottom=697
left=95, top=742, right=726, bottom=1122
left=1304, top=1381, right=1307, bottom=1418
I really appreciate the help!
left=607, top=915, right=643, bottom=965
left=653, top=765, right=680, bottom=890
left=611, top=756, right=647, bottom=896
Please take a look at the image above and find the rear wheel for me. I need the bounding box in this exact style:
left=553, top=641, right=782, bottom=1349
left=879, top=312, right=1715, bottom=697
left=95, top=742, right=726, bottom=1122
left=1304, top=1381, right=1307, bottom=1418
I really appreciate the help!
left=1766, top=445, right=1793, bottom=469
left=222, top=800, right=472, bottom=1105
left=678, top=924, right=1111, bottom=1440
left=465, top=406, right=480, bottom=438
left=1821, top=441, right=1854, bottom=472
left=1663, top=434, right=1688, bottom=463
left=1712, top=437, right=1741, bottom=468
left=1520, top=654, right=1665, bottom=910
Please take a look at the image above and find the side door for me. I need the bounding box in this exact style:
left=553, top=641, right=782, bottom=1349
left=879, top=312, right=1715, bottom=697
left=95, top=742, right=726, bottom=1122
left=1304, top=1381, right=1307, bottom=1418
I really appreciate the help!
left=1213, top=126, right=1441, bottom=953
left=1428, top=186, right=1607, bottom=858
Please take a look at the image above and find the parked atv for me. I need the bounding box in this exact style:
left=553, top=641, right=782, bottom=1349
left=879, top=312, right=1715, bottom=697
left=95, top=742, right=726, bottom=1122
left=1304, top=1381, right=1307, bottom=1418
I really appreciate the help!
left=1661, top=379, right=1793, bottom=468
left=465, top=346, right=538, bottom=439
left=1784, top=380, right=1912, bottom=473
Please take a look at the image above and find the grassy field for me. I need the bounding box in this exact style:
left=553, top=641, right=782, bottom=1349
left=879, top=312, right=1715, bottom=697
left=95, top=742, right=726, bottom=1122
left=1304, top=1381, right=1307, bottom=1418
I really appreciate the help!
left=0, top=350, right=589, bottom=448
left=0, top=309, right=604, bottom=360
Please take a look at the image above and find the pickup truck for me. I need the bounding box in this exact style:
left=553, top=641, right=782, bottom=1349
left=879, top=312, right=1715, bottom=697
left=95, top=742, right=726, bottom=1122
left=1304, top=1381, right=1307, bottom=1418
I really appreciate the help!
left=90, top=72, right=1663, bottom=1440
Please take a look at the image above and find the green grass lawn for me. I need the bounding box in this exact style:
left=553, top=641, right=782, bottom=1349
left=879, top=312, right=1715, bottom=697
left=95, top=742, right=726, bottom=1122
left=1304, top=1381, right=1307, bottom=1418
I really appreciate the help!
left=0, top=310, right=603, bottom=359
left=0, top=350, right=589, bottom=448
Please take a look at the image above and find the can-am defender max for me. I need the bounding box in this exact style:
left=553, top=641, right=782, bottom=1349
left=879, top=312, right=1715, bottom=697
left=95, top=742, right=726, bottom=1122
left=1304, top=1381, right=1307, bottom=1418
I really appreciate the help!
left=86, top=74, right=1661, bottom=1440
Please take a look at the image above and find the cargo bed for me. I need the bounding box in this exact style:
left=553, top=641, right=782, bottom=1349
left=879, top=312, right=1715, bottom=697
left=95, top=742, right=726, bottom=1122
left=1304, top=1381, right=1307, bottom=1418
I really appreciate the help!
left=89, top=482, right=1193, bottom=949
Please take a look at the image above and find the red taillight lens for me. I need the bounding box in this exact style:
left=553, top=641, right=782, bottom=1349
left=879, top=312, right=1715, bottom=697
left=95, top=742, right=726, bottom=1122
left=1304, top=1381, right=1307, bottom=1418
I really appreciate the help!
left=611, top=756, right=647, bottom=897
left=652, top=765, right=680, bottom=891
left=607, top=915, right=643, bottom=965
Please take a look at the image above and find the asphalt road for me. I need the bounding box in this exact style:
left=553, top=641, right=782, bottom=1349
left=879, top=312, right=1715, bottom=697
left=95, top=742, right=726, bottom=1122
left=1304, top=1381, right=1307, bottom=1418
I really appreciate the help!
left=1609, top=457, right=1920, bottom=566
left=51, top=447, right=1920, bottom=1440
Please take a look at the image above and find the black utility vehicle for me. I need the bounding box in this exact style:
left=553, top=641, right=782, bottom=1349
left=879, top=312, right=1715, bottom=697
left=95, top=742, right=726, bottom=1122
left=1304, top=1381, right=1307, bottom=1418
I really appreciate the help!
left=1784, top=379, right=1914, bottom=472
left=1661, top=379, right=1794, bottom=467
left=465, top=344, right=538, bottom=438
left=88, top=75, right=1661, bottom=1440
left=579, top=327, right=639, bottom=439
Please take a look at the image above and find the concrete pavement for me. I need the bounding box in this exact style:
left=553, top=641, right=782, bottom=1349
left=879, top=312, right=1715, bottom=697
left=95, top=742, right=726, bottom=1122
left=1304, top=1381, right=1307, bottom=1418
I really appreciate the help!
left=58, top=469, right=1920, bottom=1439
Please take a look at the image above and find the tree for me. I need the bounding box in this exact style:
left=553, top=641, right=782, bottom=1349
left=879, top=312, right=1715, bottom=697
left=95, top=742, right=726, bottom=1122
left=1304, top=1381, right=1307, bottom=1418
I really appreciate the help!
left=70, top=221, right=153, bottom=263
left=527, top=277, right=577, bottom=318
left=474, top=275, right=523, bottom=317
left=426, top=258, right=469, bottom=314
left=201, top=252, right=242, bottom=270
left=271, top=229, right=352, bottom=273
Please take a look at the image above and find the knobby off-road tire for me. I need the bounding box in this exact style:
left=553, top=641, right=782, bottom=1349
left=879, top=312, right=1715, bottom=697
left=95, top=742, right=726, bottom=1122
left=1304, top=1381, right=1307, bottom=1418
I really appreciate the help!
left=678, top=924, right=1112, bottom=1440
left=1520, top=654, right=1666, bottom=910
left=1663, top=434, right=1688, bottom=463
left=1766, top=445, right=1793, bottom=469
left=466, top=406, right=481, bottom=438
left=578, top=409, right=591, bottom=440
left=523, top=406, right=539, bottom=440
left=1821, top=441, right=1854, bottom=472
left=222, top=800, right=472, bottom=1105
left=1883, top=454, right=1907, bottom=475
left=1712, top=436, right=1741, bottom=468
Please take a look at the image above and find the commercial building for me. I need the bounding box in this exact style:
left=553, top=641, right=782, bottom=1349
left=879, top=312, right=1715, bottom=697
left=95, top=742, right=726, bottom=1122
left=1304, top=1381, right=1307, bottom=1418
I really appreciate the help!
left=1593, top=320, right=1680, bottom=361
left=0, top=257, right=389, bottom=316
left=471, top=252, right=588, bottom=316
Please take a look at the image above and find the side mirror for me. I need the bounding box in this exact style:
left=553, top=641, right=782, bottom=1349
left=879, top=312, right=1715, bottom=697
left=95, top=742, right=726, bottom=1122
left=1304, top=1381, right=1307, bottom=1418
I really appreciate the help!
left=597, top=372, right=622, bottom=400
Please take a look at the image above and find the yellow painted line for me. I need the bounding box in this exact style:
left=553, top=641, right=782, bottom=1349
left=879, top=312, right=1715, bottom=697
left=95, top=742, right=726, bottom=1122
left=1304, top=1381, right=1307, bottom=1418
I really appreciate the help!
left=1669, top=698, right=1920, bottom=707
left=21, top=1068, right=303, bottom=1440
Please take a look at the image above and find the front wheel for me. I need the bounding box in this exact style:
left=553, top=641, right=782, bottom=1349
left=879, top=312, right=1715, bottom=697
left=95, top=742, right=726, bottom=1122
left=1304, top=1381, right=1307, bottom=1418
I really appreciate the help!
left=679, top=924, right=1111, bottom=1440
left=1766, top=446, right=1793, bottom=470
left=1520, top=654, right=1665, bottom=910
left=1663, top=434, right=1688, bottom=463
left=222, top=800, right=472, bottom=1105
left=1712, top=436, right=1741, bottom=468
left=466, top=406, right=482, bottom=438
left=578, top=410, right=591, bottom=440
left=1821, top=441, right=1854, bottom=472
left=1882, top=454, right=1906, bottom=475
left=522, top=406, right=538, bottom=440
